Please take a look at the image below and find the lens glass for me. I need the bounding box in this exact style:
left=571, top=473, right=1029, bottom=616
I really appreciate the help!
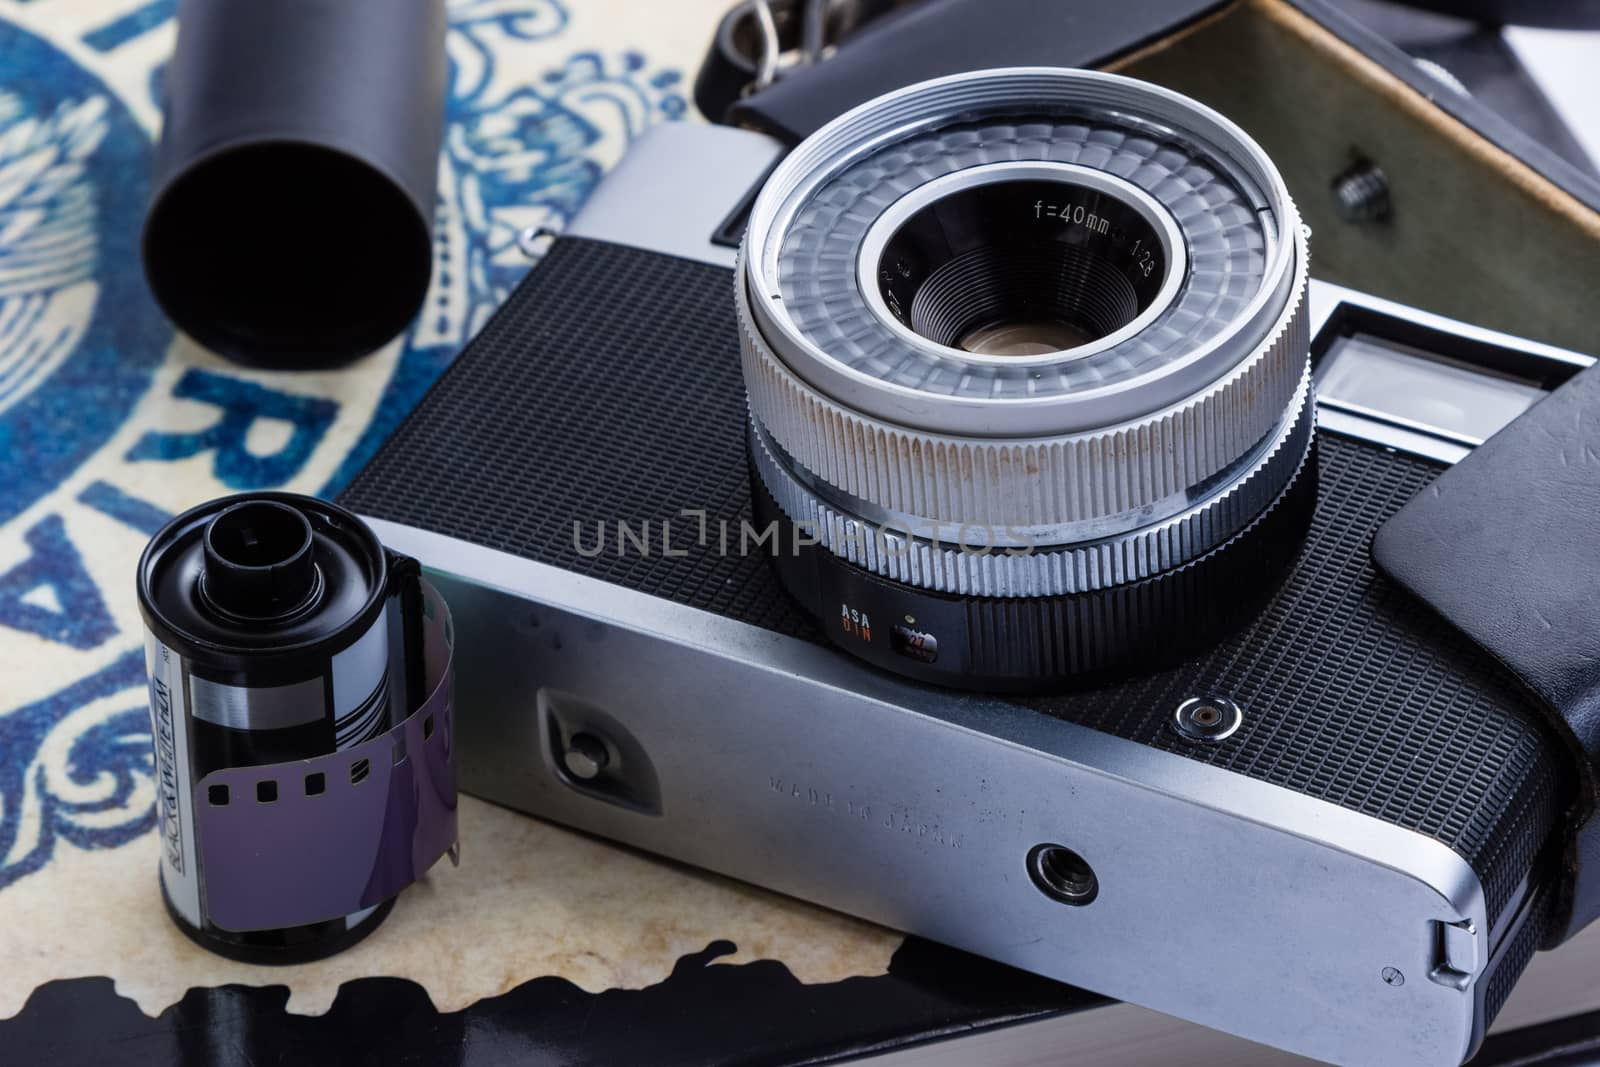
left=874, top=179, right=1170, bottom=357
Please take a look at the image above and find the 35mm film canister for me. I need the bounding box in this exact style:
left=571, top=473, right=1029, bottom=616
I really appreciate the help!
left=137, top=493, right=457, bottom=963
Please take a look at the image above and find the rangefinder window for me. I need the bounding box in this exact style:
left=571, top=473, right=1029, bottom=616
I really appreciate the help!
left=1317, top=333, right=1548, bottom=447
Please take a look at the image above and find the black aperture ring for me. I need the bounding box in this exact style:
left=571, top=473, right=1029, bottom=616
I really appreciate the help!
left=752, top=439, right=1319, bottom=693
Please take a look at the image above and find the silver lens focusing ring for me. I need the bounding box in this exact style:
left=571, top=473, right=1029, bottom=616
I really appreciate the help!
left=739, top=68, right=1314, bottom=686
left=748, top=366, right=1313, bottom=597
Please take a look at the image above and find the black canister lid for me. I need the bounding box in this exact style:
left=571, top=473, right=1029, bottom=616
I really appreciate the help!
left=141, top=0, right=446, bottom=367
left=138, top=493, right=390, bottom=678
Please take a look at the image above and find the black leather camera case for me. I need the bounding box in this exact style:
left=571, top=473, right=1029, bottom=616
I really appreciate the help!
left=1376, top=364, right=1600, bottom=944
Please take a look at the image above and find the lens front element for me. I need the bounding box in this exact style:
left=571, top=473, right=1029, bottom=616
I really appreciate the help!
left=869, top=170, right=1179, bottom=359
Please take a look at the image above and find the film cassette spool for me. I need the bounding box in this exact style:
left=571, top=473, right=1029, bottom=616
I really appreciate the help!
left=136, top=493, right=457, bottom=963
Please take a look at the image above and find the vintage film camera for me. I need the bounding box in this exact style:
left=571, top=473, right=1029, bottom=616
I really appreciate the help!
left=341, top=55, right=1596, bottom=1067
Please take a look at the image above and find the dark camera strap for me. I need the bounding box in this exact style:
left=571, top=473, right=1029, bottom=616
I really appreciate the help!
left=694, top=0, right=914, bottom=125
left=701, top=0, right=1226, bottom=139
left=695, top=0, right=1600, bottom=132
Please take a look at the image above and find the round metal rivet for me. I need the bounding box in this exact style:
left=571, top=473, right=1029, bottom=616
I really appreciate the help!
left=516, top=225, right=558, bottom=259
left=1172, top=696, right=1243, bottom=741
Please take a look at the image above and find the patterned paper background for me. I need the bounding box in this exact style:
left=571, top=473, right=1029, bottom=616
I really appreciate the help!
left=0, top=0, right=898, bottom=1019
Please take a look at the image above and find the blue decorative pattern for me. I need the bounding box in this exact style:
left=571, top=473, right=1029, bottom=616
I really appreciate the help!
left=0, top=515, right=117, bottom=649
left=125, top=369, right=340, bottom=489
left=0, top=651, right=152, bottom=890
left=0, top=20, right=170, bottom=529
left=82, top=2, right=170, bottom=53
left=0, top=0, right=689, bottom=891
left=76, top=481, right=175, bottom=537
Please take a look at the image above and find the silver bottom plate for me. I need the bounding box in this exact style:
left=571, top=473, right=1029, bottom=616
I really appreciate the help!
left=367, top=516, right=1497, bottom=1067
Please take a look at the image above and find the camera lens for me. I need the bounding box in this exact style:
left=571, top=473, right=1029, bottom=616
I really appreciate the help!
left=868, top=174, right=1177, bottom=357
left=740, top=68, right=1314, bottom=689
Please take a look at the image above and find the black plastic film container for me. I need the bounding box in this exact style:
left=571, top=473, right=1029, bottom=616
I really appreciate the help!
left=138, top=494, right=428, bottom=962
left=143, top=0, right=447, bottom=367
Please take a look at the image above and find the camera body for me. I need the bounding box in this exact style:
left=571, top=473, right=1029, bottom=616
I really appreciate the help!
left=342, top=121, right=1587, bottom=1066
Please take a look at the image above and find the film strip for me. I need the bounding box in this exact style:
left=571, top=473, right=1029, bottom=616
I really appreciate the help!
left=194, top=584, right=456, bottom=934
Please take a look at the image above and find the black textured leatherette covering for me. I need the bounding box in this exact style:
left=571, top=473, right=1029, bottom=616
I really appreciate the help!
left=341, top=237, right=1567, bottom=941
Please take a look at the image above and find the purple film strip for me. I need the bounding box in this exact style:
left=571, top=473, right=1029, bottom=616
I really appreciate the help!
left=194, top=581, right=457, bottom=933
